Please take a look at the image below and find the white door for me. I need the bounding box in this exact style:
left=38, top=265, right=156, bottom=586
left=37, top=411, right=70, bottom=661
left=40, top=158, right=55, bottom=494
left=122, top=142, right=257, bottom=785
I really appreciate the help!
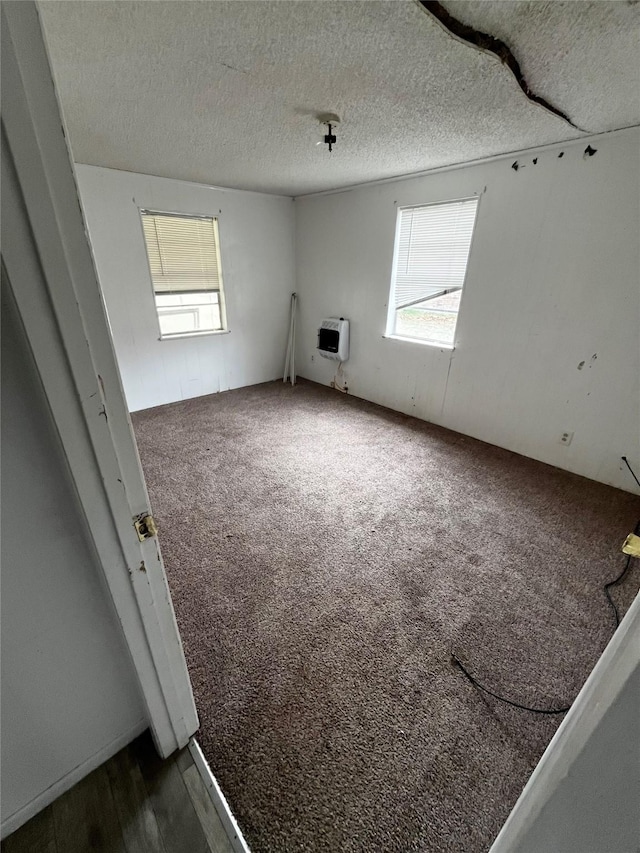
left=2, top=0, right=198, bottom=758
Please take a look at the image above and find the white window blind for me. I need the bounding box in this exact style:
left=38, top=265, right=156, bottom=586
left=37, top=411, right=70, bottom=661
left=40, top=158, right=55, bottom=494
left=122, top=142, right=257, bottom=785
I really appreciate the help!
left=392, top=198, right=478, bottom=309
left=140, top=210, right=227, bottom=338
left=140, top=211, right=222, bottom=295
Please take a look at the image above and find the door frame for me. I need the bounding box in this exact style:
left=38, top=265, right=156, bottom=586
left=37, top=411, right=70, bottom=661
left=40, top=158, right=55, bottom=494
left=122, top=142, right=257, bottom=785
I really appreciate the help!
left=1, top=1, right=198, bottom=759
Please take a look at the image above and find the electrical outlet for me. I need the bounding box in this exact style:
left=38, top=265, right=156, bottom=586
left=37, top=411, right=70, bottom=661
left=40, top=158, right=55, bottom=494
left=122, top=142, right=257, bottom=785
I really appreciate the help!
left=311, top=354, right=315, bottom=362
left=560, top=430, right=574, bottom=446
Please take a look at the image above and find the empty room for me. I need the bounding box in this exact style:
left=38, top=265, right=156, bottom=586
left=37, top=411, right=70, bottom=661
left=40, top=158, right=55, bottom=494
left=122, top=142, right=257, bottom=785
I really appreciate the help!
left=2, top=1, right=640, bottom=853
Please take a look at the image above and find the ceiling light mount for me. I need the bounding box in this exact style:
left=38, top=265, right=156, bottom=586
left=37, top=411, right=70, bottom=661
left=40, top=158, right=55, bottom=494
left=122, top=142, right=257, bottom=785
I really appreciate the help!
left=318, top=113, right=340, bottom=153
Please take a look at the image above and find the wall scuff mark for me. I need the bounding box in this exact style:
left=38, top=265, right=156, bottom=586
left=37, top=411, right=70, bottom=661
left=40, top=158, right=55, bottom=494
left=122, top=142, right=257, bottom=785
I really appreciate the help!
left=418, top=1, right=587, bottom=132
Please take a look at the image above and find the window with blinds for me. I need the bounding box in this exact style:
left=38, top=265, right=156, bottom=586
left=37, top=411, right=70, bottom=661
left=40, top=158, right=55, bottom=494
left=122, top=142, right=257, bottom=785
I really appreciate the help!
left=387, top=198, right=478, bottom=346
left=140, top=210, right=227, bottom=338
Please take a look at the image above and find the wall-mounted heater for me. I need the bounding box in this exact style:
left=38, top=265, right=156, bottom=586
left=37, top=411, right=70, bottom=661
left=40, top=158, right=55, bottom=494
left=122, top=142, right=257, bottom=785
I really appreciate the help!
left=317, top=318, right=349, bottom=361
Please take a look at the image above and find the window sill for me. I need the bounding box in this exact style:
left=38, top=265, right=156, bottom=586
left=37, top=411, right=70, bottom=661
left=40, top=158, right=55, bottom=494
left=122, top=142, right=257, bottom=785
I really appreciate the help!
left=159, top=329, right=230, bottom=341
left=383, top=334, right=455, bottom=351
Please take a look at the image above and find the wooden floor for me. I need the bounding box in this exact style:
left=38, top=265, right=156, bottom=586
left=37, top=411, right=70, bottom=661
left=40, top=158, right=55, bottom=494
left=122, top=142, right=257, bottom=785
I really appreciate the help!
left=2, top=733, right=237, bottom=853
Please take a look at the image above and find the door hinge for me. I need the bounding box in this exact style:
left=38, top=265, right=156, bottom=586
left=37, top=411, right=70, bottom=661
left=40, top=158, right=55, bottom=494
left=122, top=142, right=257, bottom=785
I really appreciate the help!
left=134, top=512, right=158, bottom=542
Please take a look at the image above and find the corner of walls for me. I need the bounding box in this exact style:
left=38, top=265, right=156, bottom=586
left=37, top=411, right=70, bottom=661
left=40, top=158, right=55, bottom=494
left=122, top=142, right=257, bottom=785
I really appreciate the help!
left=294, top=130, right=640, bottom=493
left=75, top=165, right=296, bottom=412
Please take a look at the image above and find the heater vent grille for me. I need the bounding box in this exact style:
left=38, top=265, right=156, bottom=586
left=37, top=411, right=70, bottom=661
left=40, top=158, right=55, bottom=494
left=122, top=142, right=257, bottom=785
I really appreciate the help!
left=317, top=318, right=349, bottom=361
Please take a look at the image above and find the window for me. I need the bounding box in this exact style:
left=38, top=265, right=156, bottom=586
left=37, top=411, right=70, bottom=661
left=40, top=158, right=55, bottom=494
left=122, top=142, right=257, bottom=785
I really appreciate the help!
left=140, top=210, right=227, bottom=339
left=386, top=197, right=478, bottom=346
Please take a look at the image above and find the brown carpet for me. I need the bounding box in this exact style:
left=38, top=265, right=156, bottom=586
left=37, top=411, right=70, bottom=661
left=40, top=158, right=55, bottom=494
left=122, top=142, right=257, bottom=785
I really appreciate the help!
left=132, top=380, right=640, bottom=853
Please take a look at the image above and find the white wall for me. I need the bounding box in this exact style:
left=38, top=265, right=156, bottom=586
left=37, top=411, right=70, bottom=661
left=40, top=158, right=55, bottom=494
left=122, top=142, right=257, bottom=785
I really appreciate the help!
left=76, top=165, right=295, bottom=412
left=1, top=280, right=146, bottom=834
left=295, top=129, right=640, bottom=492
left=512, top=661, right=639, bottom=853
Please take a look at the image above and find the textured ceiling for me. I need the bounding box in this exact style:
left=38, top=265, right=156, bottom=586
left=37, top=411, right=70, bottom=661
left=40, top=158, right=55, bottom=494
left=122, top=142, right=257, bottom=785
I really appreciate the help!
left=39, top=0, right=640, bottom=196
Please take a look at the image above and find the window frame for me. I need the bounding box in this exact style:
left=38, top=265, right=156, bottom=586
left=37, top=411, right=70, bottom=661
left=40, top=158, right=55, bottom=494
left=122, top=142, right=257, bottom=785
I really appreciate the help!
left=138, top=208, right=229, bottom=341
left=385, top=196, right=480, bottom=349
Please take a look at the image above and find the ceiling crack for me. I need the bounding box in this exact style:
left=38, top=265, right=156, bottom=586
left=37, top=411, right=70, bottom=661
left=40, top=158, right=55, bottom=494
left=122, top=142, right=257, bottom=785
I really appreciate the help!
left=417, top=0, right=588, bottom=133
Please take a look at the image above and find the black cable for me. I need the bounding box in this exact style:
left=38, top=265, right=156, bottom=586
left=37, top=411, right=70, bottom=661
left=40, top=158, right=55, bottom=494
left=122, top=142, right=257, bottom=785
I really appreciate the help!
left=456, top=524, right=639, bottom=713
left=603, top=459, right=640, bottom=627
left=604, top=515, right=640, bottom=627
left=454, top=456, right=640, bottom=715
left=604, top=555, right=632, bottom=627
left=621, top=456, right=640, bottom=490
left=452, top=654, right=571, bottom=715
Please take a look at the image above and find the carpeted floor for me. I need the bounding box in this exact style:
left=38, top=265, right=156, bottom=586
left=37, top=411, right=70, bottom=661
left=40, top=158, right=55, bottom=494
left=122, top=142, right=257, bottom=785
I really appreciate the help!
left=132, top=380, right=640, bottom=853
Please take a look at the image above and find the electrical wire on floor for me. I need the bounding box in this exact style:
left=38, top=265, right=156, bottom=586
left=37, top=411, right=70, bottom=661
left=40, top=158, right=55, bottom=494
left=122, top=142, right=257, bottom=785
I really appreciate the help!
left=604, top=457, right=640, bottom=627
left=451, top=654, right=571, bottom=715
left=604, top=517, right=640, bottom=627
left=453, top=455, right=640, bottom=716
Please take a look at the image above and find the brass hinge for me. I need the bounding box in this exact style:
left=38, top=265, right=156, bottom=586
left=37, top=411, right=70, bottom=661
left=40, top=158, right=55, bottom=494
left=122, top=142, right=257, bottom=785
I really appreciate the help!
left=134, top=512, right=158, bottom=542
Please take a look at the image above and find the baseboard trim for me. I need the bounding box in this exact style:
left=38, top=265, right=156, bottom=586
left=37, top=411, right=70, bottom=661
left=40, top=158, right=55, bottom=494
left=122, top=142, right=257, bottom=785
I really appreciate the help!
left=0, top=719, right=148, bottom=840
left=188, top=738, right=251, bottom=853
